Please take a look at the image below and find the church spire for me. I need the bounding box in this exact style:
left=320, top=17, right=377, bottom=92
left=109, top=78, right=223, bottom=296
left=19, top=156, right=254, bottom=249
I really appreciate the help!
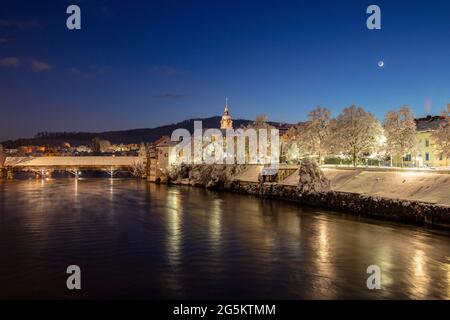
left=220, top=97, right=233, bottom=129
left=224, top=97, right=229, bottom=114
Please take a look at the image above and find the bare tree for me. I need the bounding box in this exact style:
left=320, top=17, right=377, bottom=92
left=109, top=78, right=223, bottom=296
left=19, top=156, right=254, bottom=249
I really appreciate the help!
left=91, top=138, right=111, bottom=153
left=99, top=140, right=111, bottom=152
left=384, top=106, right=417, bottom=167
left=242, top=115, right=277, bottom=164
left=138, top=142, right=147, bottom=158
left=91, top=138, right=101, bottom=153
left=331, top=105, right=384, bottom=167
left=0, top=144, right=5, bottom=168
left=302, top=106, right=332, bottom=164
left=281, top=124, right=309, bottom=163
left=431, top=104, right=450, bottom=166
left=135, top=142, right=152, bottom=177
left=254, top=114, right=268, bottom=126
left=130, top=160, right=146, bottom=178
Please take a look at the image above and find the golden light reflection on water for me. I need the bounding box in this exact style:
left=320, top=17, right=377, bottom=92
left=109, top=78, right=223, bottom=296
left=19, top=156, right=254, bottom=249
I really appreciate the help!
left=166, top=189, right=182, bottom=268
left=377, top=245, right=394, bottom=290
left=413, top=250, right=426, bottom=277
left=446, top=257, right=450, bottom=299
left=312, top=217, right=336, bottom=298
left=74, top=178, right=78, bottom=198
left=246, top=201, right=280, bottom=266
left=109, top=179, right=114, bottom=200
left=408, top=247, right=430, bottom=299
left=209, top=198, right=222, bottom=250
left=405, top=232, right=433, bottom=299
left=164, top=188, right=184, bottom=294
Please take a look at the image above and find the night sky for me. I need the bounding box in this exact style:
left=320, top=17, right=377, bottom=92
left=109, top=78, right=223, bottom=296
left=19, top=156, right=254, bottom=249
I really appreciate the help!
left=1, top=0, right=450, bottom=140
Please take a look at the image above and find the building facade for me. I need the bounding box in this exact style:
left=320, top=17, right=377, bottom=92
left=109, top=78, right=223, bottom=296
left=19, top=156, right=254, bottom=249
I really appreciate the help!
left=404, top=116, right=447, bottom=167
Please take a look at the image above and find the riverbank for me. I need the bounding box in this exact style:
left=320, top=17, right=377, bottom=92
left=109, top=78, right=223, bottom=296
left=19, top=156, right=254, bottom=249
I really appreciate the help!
left=322, top=168, right=450, bottom=206
left=166, top=164, right=450, bottom=230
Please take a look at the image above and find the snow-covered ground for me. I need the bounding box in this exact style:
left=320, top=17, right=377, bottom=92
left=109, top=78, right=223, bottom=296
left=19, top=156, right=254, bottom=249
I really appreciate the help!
left=235, top=165, right=450, bottom=207
left=234, top=165, right=264, bottom=182
left=322, top=168, right=450, bottom=206
left=322, top=164, right=450, bottom=172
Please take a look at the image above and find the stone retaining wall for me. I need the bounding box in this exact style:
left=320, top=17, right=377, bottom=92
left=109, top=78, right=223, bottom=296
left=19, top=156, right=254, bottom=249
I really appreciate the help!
left=228, top=181, right=450, bottom=230
left=166, top=164, right=450, bottom=230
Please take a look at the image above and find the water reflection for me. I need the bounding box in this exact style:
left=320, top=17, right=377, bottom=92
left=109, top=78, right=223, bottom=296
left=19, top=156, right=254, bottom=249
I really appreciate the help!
left=0, top=179, right=449, bottom=299
left=166, top=188, right=182, bottom=268
left=209, top=198, right=222, bottom=249
left=74, top=178, right=78, bottom=198
left=312, top=217, right=336, bottom=298
left=446, top=258, right=450, bottom=299
left=407, top=233, right=431, bottom=299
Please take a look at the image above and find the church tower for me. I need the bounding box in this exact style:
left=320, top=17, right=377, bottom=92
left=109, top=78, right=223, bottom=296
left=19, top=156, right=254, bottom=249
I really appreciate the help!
left=220, top=97, right=233, bottom=129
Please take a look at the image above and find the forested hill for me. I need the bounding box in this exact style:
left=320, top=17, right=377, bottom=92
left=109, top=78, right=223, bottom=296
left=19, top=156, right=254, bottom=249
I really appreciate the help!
left=1, top=116, right=289, bottom=148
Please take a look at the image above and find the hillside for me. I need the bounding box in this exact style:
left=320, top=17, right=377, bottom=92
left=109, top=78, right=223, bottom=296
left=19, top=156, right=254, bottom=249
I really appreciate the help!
left=1, top=116, right=291, bottom=148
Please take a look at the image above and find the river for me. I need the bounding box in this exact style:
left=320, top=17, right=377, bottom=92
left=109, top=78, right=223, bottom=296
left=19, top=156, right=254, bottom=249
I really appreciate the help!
left=0, top=178, right=449, bottom=299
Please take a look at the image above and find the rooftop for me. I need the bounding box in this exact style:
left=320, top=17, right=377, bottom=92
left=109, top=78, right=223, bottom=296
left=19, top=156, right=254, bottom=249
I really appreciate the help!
left=415, top=115, right=447, bottom=131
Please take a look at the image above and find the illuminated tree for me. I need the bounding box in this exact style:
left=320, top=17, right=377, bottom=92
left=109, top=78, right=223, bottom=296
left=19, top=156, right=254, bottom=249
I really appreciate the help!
left=138, top=142, right=148, bottom=158
left=302, top=106, right=332, bottom=164
left=130, top=160, right=146, bottom=178
left=281, top=124, right=309, bottom=164
left=331, top=105, right=384, bottom=167
left=384, top=106, right=417, bottom=167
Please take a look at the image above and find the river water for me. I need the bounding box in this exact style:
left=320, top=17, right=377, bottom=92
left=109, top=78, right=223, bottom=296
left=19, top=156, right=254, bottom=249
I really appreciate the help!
left=0, top=179, right=449, bottom=299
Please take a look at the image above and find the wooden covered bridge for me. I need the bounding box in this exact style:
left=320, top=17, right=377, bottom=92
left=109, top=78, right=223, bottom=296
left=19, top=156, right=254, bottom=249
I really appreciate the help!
left=1, top=156, right=142, bottom=178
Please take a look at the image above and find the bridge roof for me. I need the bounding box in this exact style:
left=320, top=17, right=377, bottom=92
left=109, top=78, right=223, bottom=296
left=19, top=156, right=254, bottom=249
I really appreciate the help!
left=4, top=156, right=141, bottom=168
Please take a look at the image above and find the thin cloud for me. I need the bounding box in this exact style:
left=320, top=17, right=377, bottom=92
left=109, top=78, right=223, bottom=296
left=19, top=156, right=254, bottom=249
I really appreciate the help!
left=0, top=38, right=9, bottom=44
left=0, top=19, right=41, bottom=29
left=68, top=65, right=111, bottom=78
left=150, top=66, right=186, bottom=76
left=30, top=59, right=51, bottom=72
left=0, top=57, right=20, bottom=68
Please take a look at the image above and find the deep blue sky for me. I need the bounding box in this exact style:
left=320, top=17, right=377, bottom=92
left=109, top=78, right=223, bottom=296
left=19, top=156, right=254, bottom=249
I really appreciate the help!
left=1, top=0, right=450, bottom=140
